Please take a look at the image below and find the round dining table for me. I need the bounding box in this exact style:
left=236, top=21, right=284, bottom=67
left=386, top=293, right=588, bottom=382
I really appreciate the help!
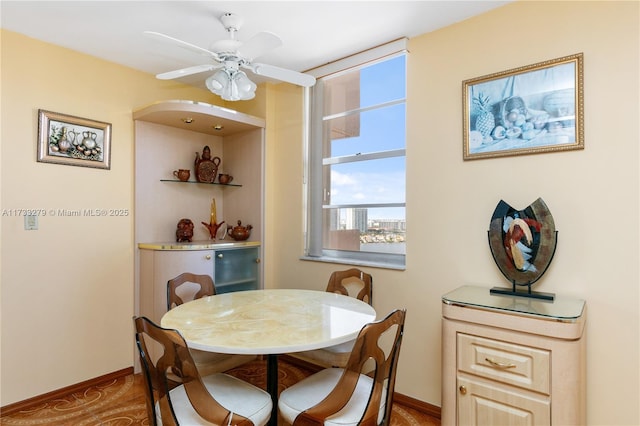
left=161, top=288, right=377, bottom=426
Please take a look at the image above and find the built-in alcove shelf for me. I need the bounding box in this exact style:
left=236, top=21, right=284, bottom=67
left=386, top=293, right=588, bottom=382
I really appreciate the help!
left=133, top=100, right=265, bottom=136
left=160, top=179, right=242, bottom=187
left=134, top=99, right=266, bottom=324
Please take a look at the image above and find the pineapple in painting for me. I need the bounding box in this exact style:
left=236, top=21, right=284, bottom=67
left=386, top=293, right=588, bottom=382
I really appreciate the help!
left=473, top=93, right=496, bottom=137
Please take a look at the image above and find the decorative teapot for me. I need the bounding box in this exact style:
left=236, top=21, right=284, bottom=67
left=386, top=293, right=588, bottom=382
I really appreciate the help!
left=228, top=220, right=252, bottom=241
left=194, top=146, right=221, bottom=183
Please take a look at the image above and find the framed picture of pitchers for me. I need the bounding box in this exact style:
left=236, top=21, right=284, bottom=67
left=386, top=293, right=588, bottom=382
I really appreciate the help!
left=37, top=109, right=112, bottom=169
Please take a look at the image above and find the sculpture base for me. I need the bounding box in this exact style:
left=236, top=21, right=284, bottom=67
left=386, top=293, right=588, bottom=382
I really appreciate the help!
left=490, top=282, right=555, bottom=301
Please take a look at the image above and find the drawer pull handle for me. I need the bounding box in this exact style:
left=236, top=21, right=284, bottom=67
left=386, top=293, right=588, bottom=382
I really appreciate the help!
left=217, top=253, right=224, bottom=259
left=485, top=358, right=516, bottom=369
left=459, top=385, right=467, bottom=395
left=205, top=255, right=212, bottom=260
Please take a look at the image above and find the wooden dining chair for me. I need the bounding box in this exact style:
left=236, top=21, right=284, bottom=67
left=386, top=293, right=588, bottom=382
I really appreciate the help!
left=167, top=272, right=216, bottom=310
left=167, top=272, right=256, bottom=376
left=325, top=268, right=373, bottom=304
left=134, top=316, right=272, bottom=426
left=278, top=309, right=406, bottom=426
left=290, top=268, right=373, bottom=369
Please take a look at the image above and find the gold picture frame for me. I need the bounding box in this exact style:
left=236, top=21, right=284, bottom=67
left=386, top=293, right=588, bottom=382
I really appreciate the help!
left=37, top=109, right=112, bottom=169
left=463, top=53, right=584, bottom=160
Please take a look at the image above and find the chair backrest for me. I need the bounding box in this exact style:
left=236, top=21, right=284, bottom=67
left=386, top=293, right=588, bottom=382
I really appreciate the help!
left=133, top=316, right=253, bottom=426
left=167, top=272, right=216, bottom=310
left=295, top=309, right=406, bottom=426
left=325, top=268, right=373, bottom=305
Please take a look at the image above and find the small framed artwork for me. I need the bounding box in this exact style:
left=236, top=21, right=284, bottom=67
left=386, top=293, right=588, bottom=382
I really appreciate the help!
left=37, top=109, right=112, bottom=169
left=463, top=53, right=584, bottom=161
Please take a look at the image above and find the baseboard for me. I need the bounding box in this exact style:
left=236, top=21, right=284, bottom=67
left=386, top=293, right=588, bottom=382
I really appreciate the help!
left=1, top=361, right=442, bottom=421
left=0, top=367, right=133, bottom=417
left=281, top=354, right=441, bottom=420
left=393, top=392, right=441, bottom=419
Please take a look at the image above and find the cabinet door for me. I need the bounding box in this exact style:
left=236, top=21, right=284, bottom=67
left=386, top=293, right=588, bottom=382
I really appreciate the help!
left=215, top=247, right=260, bottom=293
left=152, top=250, right=214, bottom=320
left=458, top=376, right=550, bottom=426
left=139, top=249, right=214, bottom=363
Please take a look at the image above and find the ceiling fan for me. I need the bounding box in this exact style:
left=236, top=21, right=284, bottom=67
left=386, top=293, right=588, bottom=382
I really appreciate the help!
left=145, top=12, right=316, bottom=101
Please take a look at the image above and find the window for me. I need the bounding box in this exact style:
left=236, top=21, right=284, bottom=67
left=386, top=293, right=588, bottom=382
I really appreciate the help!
left=303, top=40, right=407, bottom=269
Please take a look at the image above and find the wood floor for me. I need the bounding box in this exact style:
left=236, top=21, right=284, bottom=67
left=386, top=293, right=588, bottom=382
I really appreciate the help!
left=0, top=359, right=440, bottom=425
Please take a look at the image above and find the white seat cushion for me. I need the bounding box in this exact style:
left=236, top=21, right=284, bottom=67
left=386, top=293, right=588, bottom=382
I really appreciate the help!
left=158, top=372, right=272, bottom=425
left=278, top=368, right=386, bottom=426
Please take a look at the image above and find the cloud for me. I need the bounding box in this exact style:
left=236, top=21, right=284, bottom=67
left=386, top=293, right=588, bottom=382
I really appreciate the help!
left=331, top=170, right=356, bottom=186
left=330, top=169, right=405, bottom=205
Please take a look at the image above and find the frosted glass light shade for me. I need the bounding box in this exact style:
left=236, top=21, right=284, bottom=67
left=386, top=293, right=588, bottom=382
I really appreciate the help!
left=205, top=69, right=256, bottom=101
left=234, top=72, right=257, bottom=99
left=205, top=70, right=228, bottom=92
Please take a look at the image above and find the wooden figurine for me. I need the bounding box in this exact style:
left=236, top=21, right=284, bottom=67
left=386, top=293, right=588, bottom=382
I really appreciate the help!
left=176, top=218, right=194, bottom=242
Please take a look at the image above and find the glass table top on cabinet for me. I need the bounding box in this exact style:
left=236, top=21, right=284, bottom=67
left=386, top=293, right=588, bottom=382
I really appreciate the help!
left=442, top=285, right=585, bottom=322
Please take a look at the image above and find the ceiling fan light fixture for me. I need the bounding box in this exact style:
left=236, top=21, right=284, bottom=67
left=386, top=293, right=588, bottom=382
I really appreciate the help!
left=205, top=70, right=228, bottom=92
left=148, top=12, right=310, bottom=101
left=234, top=71, right=257, bottom=93
left=206, top=69, right=256, bottom=101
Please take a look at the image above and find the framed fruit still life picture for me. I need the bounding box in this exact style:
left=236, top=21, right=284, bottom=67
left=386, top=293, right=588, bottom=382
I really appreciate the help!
left=462, top=53, right=584, bottom=160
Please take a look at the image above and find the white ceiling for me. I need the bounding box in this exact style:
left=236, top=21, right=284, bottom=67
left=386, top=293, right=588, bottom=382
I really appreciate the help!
left=1, top=1, right=512, bottom=89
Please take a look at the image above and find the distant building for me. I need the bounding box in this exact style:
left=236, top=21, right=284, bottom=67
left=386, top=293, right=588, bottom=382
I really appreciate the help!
left=329, top=208, right=406, bottom=233
left=369, top=218, right=406, bottom=232
left=346, top=208, right=368, bottom=233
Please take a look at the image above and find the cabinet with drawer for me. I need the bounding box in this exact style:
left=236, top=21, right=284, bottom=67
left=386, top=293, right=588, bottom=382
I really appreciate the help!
left=441, top=286, right=586, bottom=426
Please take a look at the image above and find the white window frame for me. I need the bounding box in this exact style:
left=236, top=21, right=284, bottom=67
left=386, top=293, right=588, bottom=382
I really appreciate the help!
left=301, top=39, right=408, bottom=270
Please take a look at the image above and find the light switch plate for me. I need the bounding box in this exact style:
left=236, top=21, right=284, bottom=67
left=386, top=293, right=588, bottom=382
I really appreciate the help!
left=24, top=215, right=38, bottom=230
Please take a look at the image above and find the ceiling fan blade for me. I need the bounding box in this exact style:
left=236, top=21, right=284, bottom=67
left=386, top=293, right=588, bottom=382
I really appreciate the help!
left=238, top=31, right=282, bottom=60
left=144, top=31, right=219, bottom=60
left=156, top=64, right=220, bottom=80
left=250, top=63, right=316, bottom=87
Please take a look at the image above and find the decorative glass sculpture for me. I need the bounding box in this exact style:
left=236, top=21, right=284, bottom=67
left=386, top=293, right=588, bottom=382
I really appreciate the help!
left=488, top=198, right=557, bottom=300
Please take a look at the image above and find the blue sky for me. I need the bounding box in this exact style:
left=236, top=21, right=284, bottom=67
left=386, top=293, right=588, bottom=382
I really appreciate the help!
left=328, top=55, right=406, bottom=220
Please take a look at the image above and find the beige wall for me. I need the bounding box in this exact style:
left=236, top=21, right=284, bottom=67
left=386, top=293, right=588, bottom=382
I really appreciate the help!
left=265, top=2, right=639, bottom=425
left=0, top=29, right=224, bottom=405
left=407, top=5, right=637, bottom=423
left=1, top=1, right=639, bottom=425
